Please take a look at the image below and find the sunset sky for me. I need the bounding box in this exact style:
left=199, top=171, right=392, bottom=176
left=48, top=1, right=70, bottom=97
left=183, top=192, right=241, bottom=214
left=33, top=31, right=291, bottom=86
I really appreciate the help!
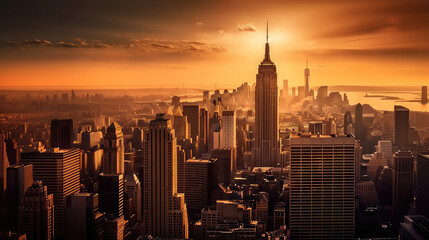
left=1, top=0, right=428, bottom=89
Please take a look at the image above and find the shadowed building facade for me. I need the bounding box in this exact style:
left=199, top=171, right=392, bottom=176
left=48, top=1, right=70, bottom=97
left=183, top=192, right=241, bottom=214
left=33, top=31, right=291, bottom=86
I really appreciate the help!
left=21, top=148, right=80, bottom=238
left=142, top=114, right=189, bottom=238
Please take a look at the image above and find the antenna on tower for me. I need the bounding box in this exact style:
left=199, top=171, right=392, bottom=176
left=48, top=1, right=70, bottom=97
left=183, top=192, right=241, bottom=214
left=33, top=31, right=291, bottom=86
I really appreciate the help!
left=306, top=58, right=309, bottom=68
left=266, top=21, right=269, bottom=43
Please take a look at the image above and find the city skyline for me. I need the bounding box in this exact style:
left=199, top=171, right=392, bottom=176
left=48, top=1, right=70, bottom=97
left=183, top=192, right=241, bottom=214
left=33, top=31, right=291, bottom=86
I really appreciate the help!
left=1, top=0, right=429, bottom=89
left=1, top=1, right=429, bottom=240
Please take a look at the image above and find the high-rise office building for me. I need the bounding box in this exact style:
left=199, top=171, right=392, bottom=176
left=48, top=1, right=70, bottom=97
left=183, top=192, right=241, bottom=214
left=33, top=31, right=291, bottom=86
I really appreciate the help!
left=209, top=112, right=222, bottom=151
left=220, top=110, right=236, bottom=149
left=6, top=164, right=33, bottom=231
left=142, top=114, right=189, bottom=238
left=290, top=134, right=355, bottom=239
left=199, top=108, right=209, bottom=155
left=177, top=146, right=186, bottom=194
left=174, top=112, right=189, bottom=140
left=184, top=159, right=215, bottom=217
left=124, top=173, right=141, bottom=221
left=50, top=119, right=73, bottom=148
left=392, top=151, right=414, bottom=226
left=252, top=24, right=280, bottom=167
left=0, top=132, right=9, bottom=198
left=132, top=128, right=144, bottom=150
left=377, top=140, right=393, bottom=166
left=81, top=131, right=102, bottom=151
left=304, top=60, right=310, bottom=97
left=21, top=148, right=81, bottom=238
left=416, top=154, right=429, bottom=219
left=18, top=181, right=54, bottom=240
left=104, top=217, right=126, bottom=240
left=65, top=193, right=105, bottom=240
left=211, top=148, right=236, bottom=186
left=98, top=173, right=124, bottom=219
left=103, top=122, right=124, bottom=174
left=355, top=103, right=364, bottom=142
left=5, top=138, right=19, bottom=165
left=283, top=79, right=288, bottom=97
left=183, top=104, right=200, bottom=143
left=394, top=105, right=410, bottom=150
left=344, top=111, right=353, bottom=135
left=422, top=86, right=428, bottom=104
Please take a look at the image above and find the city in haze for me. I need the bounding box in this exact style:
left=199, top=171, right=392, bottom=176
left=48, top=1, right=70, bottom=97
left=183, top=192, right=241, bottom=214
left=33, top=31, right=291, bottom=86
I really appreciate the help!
left=0, top=1, right=429, bottom=240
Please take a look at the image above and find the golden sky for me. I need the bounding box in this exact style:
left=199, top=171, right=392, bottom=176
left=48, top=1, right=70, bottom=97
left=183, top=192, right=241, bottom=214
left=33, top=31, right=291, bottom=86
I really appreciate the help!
left=0, top=0, right=428, bottom=89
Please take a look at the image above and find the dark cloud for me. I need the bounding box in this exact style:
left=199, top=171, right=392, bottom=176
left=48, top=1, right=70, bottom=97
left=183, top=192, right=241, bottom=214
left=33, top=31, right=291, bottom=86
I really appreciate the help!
left=237, top=23, right=257, bottom=32
left=7, top=38, right=225, bottom=53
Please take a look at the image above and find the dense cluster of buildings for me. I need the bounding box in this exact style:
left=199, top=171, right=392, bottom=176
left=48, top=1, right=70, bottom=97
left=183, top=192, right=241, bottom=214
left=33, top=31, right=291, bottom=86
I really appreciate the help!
left=0, top=28, right=429, bottom=240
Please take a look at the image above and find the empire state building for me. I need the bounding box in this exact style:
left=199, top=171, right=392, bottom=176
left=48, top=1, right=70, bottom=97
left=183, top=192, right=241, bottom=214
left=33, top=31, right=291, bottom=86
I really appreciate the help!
left=252, top=24, right=281, bottom=167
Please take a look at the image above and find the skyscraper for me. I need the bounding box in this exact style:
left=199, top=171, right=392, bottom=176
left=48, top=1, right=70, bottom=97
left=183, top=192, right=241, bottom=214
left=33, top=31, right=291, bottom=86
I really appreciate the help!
left=124, top=173, right=141, bottom=221
left=142, top=114, right=189, bottom=238
left=65, top=193, right=105, bottom=240
left=220, top=110, right=236, bottom=149
left=103, top=122, right=125, bottom=174
left=211, top=148, right=236, bottom=186
left=290, top=134, right=356, bottom=239
left=50, top=119, right=73, bottom=148
left=183, top=104, right=200, bottom=143
left=394, top=105, right=410, bottom=150
left=5, top=138, right=19, bottom=165
left=199, top=108, right=209, bottom=155
left=6, top=164, right=33, bottom=231
left=21, top=148, right=81, bottom=238
left=0, top=132, right=9, bottom=199
left=18, top=181, right=54, bottom=240
left=98, top=173, right=124, bottom=219
left=252, top=24, right=280, bottom=167
left=392, top=151, right=414, bottom=226
left=283, top=79, right=288, bottom=97
left=422, top=86, right=428, bottom=104
left=304, top=59, right=310, bottom=97
left=355, top=103, right=364, bottom=142
left=416, top=154, right=429, bottom=219
left=344, top=111, right=353, bottom=135
left=184, top=159, right=216, bottom=218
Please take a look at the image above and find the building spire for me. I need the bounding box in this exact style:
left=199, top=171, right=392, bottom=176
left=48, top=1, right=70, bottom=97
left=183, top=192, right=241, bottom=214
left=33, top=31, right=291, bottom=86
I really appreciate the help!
left=266, top=21, right=269, bottom=43
left=306, top=58, right=308, bottom=68
left=264, top=21, right=270, bottom=62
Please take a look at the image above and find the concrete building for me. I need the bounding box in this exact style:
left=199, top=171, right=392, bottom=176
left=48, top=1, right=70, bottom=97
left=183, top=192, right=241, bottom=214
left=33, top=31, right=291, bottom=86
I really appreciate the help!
left=98, top=173, right=124, bottom=219
left=289, top=134, right=356, bottom=239
left=220, top=110, right=236, bottom=149
left=394, top=105, right=410, bottom=150
left=21, top=148, right=80, bottom=238
left=416, top=153, right=429, bottom=219
left=252, top=25, right=281, bottom=167
left=392, top=151, right=414, bottom=226
left=6, top=164, right=33, bottom=231
left=142, top=114, right=189, bottom=238
left=18, top=181, right=54, bottom=240
left=50, top=119, right=73, bottom=149
left=65, top=193, right=105, bottom=240
left=103, top=122, right=124, bottom=174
